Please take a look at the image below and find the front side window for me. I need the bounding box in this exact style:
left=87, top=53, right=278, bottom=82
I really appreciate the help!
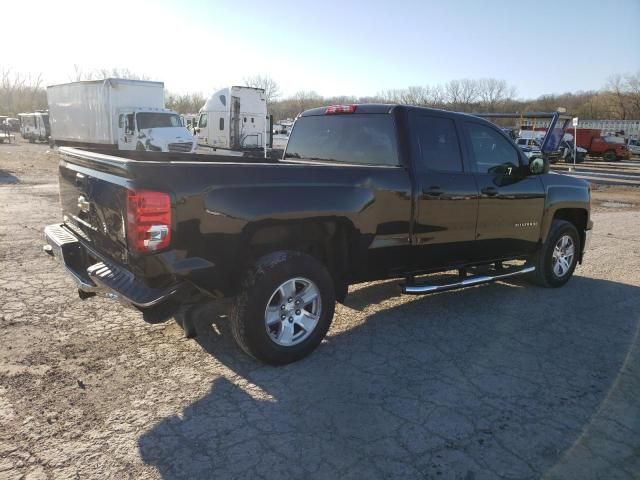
left=126, top=114, right=135, bottom=133
left=412, top=115, right=463, bottom=173
left=464, top=122, right=520, bottom=175
left=199, top=113, right=208, bottom=128
left=284, top=114, right=398, bottom=166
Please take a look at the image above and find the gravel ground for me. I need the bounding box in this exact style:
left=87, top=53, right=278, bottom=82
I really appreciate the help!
left=1, top=141, right=639, bottom=480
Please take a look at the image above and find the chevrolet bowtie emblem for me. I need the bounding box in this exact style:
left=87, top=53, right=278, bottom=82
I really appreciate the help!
left=77, top=195, right=91, bottom=213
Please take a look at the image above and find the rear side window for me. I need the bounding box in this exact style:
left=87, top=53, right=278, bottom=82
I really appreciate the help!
left=412, top=115, right=463, bottom=173
left=464, top=122, right=520, bottom=174
left=284, top=114, right=398, bottom=166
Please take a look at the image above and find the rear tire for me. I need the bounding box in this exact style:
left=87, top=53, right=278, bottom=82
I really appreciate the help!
left=529, top=220, right=580, bottom=288
left=230, top=251, right=336, bottom=365
left=603, top=150, right=617, bottom=162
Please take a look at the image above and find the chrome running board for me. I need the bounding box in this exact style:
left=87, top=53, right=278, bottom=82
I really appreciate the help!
left=402, top=266, right=535, bottom=295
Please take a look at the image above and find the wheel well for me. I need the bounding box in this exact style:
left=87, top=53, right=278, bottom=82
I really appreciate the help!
left=553, top=208, right=587, bottom=252
left=245, top=220, right=352, bottom=298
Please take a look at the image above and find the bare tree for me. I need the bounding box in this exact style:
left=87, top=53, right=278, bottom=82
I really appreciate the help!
left=624, top=71, right=640, bottom=118
left=243, top=75, right=281, bottom=103
left=445, top=80, right=463, bottom=106
left=477, top=78, right=515, bottom=112
left=165, top=92, right=206, bottom=114
left=0, top=69, right=47, bottom=115
left=605, top=74, right=629, bottom=119
left=68, top=66, right=150, bottom=82
left=458, top=79, right=479, bottom=109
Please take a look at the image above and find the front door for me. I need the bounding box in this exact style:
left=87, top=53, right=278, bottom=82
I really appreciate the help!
left=410, top=111, right=479, bottom=271
left=117, top=113, right=137, bottom=150
left=461, top=120, right=545, bottom=260
left=195, top=113, right=208, bottom=146
left=230, top=96, right=241, bottom=149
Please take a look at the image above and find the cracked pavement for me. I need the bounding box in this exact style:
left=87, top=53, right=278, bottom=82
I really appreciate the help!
left=1, top=142, right=639, bottom=479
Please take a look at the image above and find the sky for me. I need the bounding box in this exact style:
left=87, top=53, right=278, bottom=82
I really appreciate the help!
left=4, top=0, right=640, bottom=100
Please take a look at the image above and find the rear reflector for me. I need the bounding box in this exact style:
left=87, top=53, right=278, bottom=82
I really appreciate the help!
left=325, top=105, right=356, bottom=114
left=126, top=190, right=172, bottom=253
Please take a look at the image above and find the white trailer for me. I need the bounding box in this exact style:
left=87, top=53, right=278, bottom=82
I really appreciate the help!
left=195, top=86, right=268, bottom=150
left=18, top=112, right=50, bottom=143
left=47, top=79, right=195, bottom=152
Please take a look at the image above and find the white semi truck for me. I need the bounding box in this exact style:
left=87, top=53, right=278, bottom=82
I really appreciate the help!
left=47, top=79, right=195, bottom=152
left=195, top=86, right=270, bottom=151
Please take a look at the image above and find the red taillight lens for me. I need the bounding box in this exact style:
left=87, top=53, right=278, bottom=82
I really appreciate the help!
left=126, top=190, right=172, bottom=253
left=325, top=105, right=356, bottom=114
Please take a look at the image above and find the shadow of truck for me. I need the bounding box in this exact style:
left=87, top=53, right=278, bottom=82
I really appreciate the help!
left=139, top=275, right=640, bottom=479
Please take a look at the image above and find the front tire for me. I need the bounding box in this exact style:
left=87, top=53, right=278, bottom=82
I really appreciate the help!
left=230, top=251, right=336, bottom=365
left=529, top=220, right=580, bottom=288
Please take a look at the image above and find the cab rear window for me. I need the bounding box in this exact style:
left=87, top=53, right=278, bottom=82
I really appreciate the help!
left=284, top=114, right=399, bottom=166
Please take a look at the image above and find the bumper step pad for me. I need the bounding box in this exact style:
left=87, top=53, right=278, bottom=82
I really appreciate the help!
left=44, top=224, right=182, bottom=308
left=87, top=262, right=182, bottom=308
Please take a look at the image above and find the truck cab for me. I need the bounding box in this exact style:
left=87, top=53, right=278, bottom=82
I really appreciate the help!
left=117, top=108, right=195, bottom=152
left=195, top=86, right=267, bottom=151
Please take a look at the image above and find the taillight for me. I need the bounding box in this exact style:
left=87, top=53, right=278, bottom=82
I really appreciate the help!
left=126, top=190, right=172, bottom=253
left=325, top=105, right=356, bottom=114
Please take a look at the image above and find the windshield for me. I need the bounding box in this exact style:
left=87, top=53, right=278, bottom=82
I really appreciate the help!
left=136, top=112, right=183, bottom=129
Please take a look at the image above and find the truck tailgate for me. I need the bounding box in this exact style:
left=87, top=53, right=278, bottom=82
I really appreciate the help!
left=58, top=151, right=130, bottom=264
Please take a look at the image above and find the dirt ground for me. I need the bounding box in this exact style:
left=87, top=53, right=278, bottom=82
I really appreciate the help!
left=1, top=141, right=639, bottom=479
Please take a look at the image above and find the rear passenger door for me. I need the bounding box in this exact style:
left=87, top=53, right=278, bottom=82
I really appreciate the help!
left=409, top=111, right=479, bottom=270
left=462, top=120, right=545, bottom=260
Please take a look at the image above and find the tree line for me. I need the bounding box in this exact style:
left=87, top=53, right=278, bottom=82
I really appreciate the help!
left=1, top=67, right=639, bottom=124
left=268, top=73, right=640, bottom=122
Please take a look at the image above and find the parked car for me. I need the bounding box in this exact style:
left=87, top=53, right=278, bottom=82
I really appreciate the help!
left=516, top=137, right=563, bottom=163
left=44, top=104, right=592, bottom=364
left=560, top=140, right=587, bottom=163
left=3, top=118, right=20, bottom=132
left=627, top=138, right=640, bottom=156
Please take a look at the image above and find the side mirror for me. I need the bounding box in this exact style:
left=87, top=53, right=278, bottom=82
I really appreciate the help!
left=528, top=156, right=548, bottom=175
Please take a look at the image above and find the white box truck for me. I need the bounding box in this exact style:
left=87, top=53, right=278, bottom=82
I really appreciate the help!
left=194, top=86, right=269, bottom=151
left=47, top=79, right=195, bottom=152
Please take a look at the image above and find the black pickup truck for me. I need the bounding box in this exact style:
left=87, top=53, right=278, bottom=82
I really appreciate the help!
left=44, top=104, right=592, bottom=364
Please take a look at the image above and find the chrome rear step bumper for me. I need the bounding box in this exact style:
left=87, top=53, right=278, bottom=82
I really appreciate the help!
left=44, top=224, right=182, bottom=307
left=402, top=265, right=535, bottom=295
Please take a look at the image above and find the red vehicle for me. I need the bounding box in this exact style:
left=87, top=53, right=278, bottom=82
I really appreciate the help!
left=568, top=128, right=630, bottom=161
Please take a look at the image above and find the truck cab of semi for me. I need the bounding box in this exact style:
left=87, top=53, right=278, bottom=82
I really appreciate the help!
left=195, top=86, right=268, bottom=151
left=118, top=108, right=194, bottom=152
